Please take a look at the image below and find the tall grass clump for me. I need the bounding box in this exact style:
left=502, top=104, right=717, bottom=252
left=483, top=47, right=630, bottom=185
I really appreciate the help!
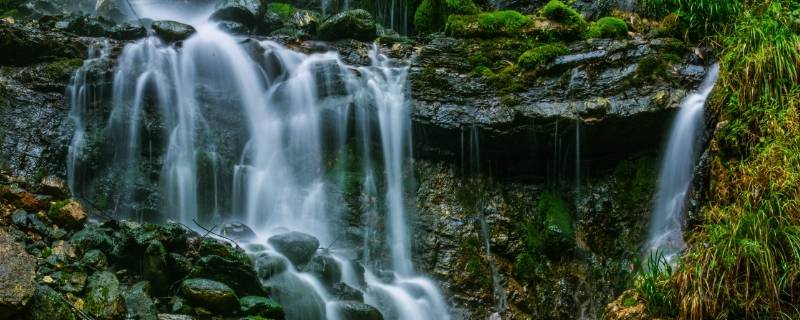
left=635, top=252, right=678, bottom=316
left=637, top=0, right=742, bottom=38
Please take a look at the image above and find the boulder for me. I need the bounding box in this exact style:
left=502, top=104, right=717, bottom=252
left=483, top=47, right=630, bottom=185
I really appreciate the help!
left=0, top=229, right=36, bottom=318
left=330, top=282, right=363, bottom=301
left=221, top=222, right=257, bottom=242
left=167, top=253, right=193, bottom=280
left=239, top=296, right=284, bottom=319
left=47, top=199, right=87, bottom=229
left=22, top=285, right=78, bottom=320
left=333, top=301, right=384, bottom=320
left=95, top=0, right=135, bottom=22
left=254, top=252, right=288, bottom=280
left=124, top=282, right=158, bottom=320
left=38, top=175, right=69, bottom=198
left=151, top=20, right=196, bottom=42
left=305, top=253, right=341, bottom=285
left=317, top=9, right=376, bottom=41
left=65, top=15, right=114, bottom=37
left=217, top=21, right=250, bottom=35
left=210, top=0, right=261, bottom=27
left=143, top=241, right=170, bottom=296
left=267, top=231, right=319, bottom=265
left=80, top=249, right=108, bottom=269
left=109, top=22, right=148, bottom=40
left=180, top=278, right=239, bottom=314
left=69, top=224, right=115, bottom=254
left=85, top=271, right=126, bottom=320
left=189, top=254, right=267, bottom=296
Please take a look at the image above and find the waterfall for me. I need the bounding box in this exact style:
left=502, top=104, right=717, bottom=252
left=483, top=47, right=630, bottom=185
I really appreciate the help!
left=646, top=64, right=720, bottom=264
left=66, top=6, right=450, bottom=318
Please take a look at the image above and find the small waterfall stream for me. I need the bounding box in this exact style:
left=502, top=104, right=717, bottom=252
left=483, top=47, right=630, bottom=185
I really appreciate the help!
left=66, top=5, right=449, bottom=319
left=646, top=64, right=720, bottom=263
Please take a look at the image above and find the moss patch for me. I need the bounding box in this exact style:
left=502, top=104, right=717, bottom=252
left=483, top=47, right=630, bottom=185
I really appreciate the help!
left=517, top=43, right=568, bottom=69
left=266, top=2, right=295, bottom=20
left=446, top=10, right=533, bottom=38
left=540, top=0, right=585, bottom=26
left=584, top=17, right=628, bottom=39
left=44, top=58, right=84, bottom=82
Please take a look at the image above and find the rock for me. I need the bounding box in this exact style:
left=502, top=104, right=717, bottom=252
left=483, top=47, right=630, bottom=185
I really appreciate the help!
left=210, top=0, right=261, bottom=27
left=47, top=200, right=87, bottom=229
left=157, top=314, right=194, bottom=320
left=330, top=282, right=363, bottom=301
left=0, top=229, right=36, bottom=318
left=55, top=268, right=88, bottom=293
left=109, top=22, right=148, bottom=40
left=602, top=289, right=648, bottom=320
left=143, top=241, right=170, bottom=297
left=255, top=11, right=284, bottom=35
left=95, top=0, right=135, bottom=22
left=38, top=175, right=69, bottom=198
left=254, top=252, right=288, bottom=280
left=65, top=15, right=113, bottom=37
left=221, top=222, right=257, bottom=242
left=69, top=224, right=115, bottom=254
left=180, top=278, right=239, bottom=315
left=317, top=9, right=376, bottom=41
left=189, top=255, right=267, bottom=297
left=85, top=271, right=125, bottom=320
left=288, top=10, right=319, bottom=32
left=124, top=282, right=158, bottom=320
left=11, top=209, right=28, bottom=227
left=22, top=285, right=78, bottom=320
left=267, top=231, right=319, bottom=265
left=332, top=301, right=384, bottom=320
left=239, top=296, right=284, bottom=319
left=0, top=186, right=46, bottom=212
left=151, top=20, right=196, bottom=42
left=167, top=253, right=192, bottom=280
left=305, top=253, right=341, bottom=285
left=80, top=249, right=108, bottom=269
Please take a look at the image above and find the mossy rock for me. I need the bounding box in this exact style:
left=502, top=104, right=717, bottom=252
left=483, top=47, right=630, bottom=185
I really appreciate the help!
left=180, top=278, right=239, bottom=315
left=85, top=271, right=125, bottom=320
left=540, top=0, right=585, bottom=26
left=43, top=58, right=84, bottom=83
left=317, top=9, right=376, bottom=41
left=266, top=2, right=294, bottom=20
left=47, top=199, right=86, bottom=230
left=22, top=285, right=78, bottom=320
left=446, top=10, right=533, bottom=38
left=584, top=17, right=628, bottom=39
left=537, top=192, right=575, bottom=257
left=239, top=296, right=284, bottom=319
left=517, top=43, right=568, bottom=69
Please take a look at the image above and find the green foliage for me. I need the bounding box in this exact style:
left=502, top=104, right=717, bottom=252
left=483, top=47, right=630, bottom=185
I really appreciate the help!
left=635, top=253, right=677, bottom=316
left=415, top=0, right=479, bottom=33
left=540, top=0, right=585, bottom=26
left=517, top=43, right=567, bottom=69
left=446, top=0, right=479, bottom=15
left=513, top=252, right=539, bottom=281
left=266, top=2, right=295, bottom=20
left=583, top=17, right=628, bottom=39
left=47, top=199, right=71, bottom=218
left=446, top=10, right=533, bottom=38
left=637, top=0, right=742, bottom=38
left=479, top=64, right=525, bottom=93
left=537, top=191, right=574, bottom=238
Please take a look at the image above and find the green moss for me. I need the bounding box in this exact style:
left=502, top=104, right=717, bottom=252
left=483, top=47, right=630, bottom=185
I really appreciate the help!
left=482, top=64, right=525, bottom=93
left=47, top=199, right=72, bottom=219
left=446, top=0, right=479, bottom=15
left=446, top=10, right=533, bottom=38
left=414, top=0, right=441, bottom=33
left=44, top=58, right=84, bottom=82
left=635, top=53, right=680, bottom=81
left=513, top=252, right=539, bottom=281
left=584, top=16, right=628, bottom=39
left=540, top=0, right=585, bottom=26
left=500, top=94, right=521, bottom=107
left=266, top=2, right=295, bottom=20
left=517, top=43, right=568, bottom=69
left=537, top=191, right=573, bottom=239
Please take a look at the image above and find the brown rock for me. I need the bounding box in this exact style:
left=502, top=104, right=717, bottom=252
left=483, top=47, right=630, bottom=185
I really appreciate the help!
left=48, top=200, right=87, bottom=229
left=0, top=228, right=36, bottom=318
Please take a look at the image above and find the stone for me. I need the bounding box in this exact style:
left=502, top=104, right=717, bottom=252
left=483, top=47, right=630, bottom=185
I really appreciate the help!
left=167, top=253, right=192, bottom=280
left=95, top=0, right=135, bottom=22
left=124, top=282, right=158, bottom=320
left=85, top=271, right=126, bottom=320
left=11, top=209, right=28, bottom=227
left=221, top=222, right=257, bottom=242
left=152, top=20, right=196, bottom=42
left=0, top=229, right=36, bottom=319
left=180, top=278, right=239, bottom=315
left=210, top=0, right=261, bottom=27
left=304, top=253, right=341, bottom=285
left=317, top=9, right=376, bottom=41
left=267, top=231, right=319, bottom=265
left=217, top=21, right=250, bottom=35
left=47, top=200, right=87, bottom=230
left=80, top=249, right=108, bottom=269
left=254, top=252, right=288, bottom=280
left=109, top=22, right=148, bottom=40
left=330, top=282, right=363, bottom=302
left=157, top=314, right=194, bottom=320
left=333, top=301, right=384, bottom=320
left=22, top=285, right=78, bottom=320
left=69, top=224, right=115, bottom=254
left=143, top=240, right=170, bottom=297
left=189, top=255, right=267, bottom=297
left=38, top=175, right=70, bottom=198
left=239, top=296, right=284, bottom=319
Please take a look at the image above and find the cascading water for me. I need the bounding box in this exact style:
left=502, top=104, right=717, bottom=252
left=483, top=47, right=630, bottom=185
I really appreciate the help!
left=645, top=64, right=720, bottom=263
left=66, top=4, right=450, bottom=319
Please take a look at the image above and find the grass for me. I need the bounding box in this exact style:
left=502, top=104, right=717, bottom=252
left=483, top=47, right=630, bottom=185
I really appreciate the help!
left=637, top=0, right=742, bottom=39
left=517, top=43, right=567, bottom=69
left=636, top=252, right=678, bottom=316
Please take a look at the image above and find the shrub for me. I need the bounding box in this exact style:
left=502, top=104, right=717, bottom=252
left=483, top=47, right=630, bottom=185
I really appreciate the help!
left=517, top=43, right=568, bottom=69
left=540, top=0, right=585, bottom=26
left=584, top=16, right=628, bottom=39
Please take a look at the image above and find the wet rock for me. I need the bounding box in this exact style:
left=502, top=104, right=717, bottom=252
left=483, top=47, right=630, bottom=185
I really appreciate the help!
left=256, top=11, right=285, bottom=35
left=180, top=278, right=239, bottom=315
left=1, top=186, right=46, bottom=212
left=47, top=199, right=86, bottom=230
left=55, top=268, right=87, bottom=293
left=69, top=224, right=115, bottom=254
left=267, top=231, right=319, bottom=265
left=239, top=296, right=284, bottom=319
left=330, top=282, right=363, bottom=301
left=11, top=209, right=28, bottom=227
left=38, top=175, right=69, bottom=198
left=124, top=282, right=159, bottom=320
left=157, top=314, right=194, bottom=320
left=152, top=20, right=196, bottom=43
left=85, top=271, right=126, bottom=320
left=109, top=22, right=148, bottom=40
left=190, top=254, right=267, bottom=297
left=254, top=252, right=288, bottom=280
left=95, top=0, right=135, bottom=22
left=143, top=240, right=170, bottom=296
left=288, top=10, right=319, bottom=32
left=22, top=285, right=78, bottom=320
left=304, top=253, right=341, bottom=285
left=221, top=222, right=257, bottom=242
left=65, top=15, right=114, bottom=37
left=196, top=238, right=248, bottom=263
left=0, top=229, right=36, bottom=318
left=80, top=249, right=108, bottom=269
left=217, top=21, right=250, bottom=35
left=167, top=253, right=192, bottom=280
left=332, top=301, right=384, bottom=320
left=317, top=9, right=376, bottom=41
left=210, top=0, right=261, bottom=27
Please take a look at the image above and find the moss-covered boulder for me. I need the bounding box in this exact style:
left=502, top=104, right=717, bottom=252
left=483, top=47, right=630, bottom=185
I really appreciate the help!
left=317, top=9, right=376, bottom=41
left=151, top=20, right=196, bottom=42
left=47, top=199, right=86, bottom=230
left=180, top=278, right=239, bottom=315
left=210, top=0, right=261, bottom=27
left=584, top=17, right=628, bottom=39
left=239, top=296, right=284, bottom=319
left=124, top=282, right=158, bottom=320
left=0, top=229, right=36, bottom=318
left=69, top=224, right=115, bottom=254
left=540, top=0, right=585, bottom=26
left=22, top=285, right=78, bottom=320
left=85, top=271, right=126, bottom=320
left=189, top=254, right=267, bottom=297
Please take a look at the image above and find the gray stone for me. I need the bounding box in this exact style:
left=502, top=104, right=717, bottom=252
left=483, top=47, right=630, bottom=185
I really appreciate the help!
left=180, top=278, right=239, bottom=315
left=0, top=229, right=36, bottom=318
left=152, top=20, right=196, bottom=42
left=85, top=271, right=126, bottom=320
left=267, top=231, right=320, bottom=265
left=333, top=301, right=383, bottom=320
